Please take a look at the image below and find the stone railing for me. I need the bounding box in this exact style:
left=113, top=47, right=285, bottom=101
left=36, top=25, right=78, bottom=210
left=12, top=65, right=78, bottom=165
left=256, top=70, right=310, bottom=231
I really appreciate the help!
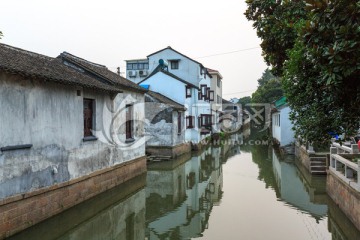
left=331, top=142, right=359, bottom=154
left=329, top=149, right=360, bottom=192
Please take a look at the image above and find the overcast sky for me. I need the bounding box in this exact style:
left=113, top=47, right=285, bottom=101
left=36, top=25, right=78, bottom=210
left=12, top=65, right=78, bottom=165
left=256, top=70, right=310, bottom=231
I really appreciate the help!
left=0, top=0, right=267, bottom=99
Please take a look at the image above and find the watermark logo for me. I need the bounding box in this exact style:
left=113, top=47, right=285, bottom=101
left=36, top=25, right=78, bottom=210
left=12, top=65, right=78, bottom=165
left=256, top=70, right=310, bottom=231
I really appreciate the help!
left=93, top=99, right=272, bottom=148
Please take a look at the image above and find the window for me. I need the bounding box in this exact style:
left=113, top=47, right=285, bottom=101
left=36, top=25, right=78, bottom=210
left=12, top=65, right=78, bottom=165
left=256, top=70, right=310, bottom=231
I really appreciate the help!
left=126, top=104, right=133, bottom=140
left=199, top=114, right=213, bottom=127
left=178, top=112, right=182, bottom=134
left=217, top=95, right=221, bottom=104
left=186, top=116, right=195, bottom=129
left=170, top=60, right=179, bottom=69
left=200, top=85, right=207, bottom=100
left=84, top=99, right=95, bottom=137
left=208, top=90, right=214, bottom=101
left=126, top=62, right=149, bottom=70
left=278, top=114, right=281, bottom=126
left=186, top=85, right=192, bottom=98
left=217, top=78, right=221, bottom=88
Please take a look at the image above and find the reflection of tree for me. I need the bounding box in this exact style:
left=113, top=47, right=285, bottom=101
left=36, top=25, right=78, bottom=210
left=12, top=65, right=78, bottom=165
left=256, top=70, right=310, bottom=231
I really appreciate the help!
left=251, top=145, right=280, bottom=197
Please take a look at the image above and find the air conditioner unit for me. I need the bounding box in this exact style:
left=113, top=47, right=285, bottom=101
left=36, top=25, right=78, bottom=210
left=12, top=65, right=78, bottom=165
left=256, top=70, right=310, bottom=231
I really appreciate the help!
left=128, top=70, right=137, bottom=78
left=139, top=70, right=148, bottom=76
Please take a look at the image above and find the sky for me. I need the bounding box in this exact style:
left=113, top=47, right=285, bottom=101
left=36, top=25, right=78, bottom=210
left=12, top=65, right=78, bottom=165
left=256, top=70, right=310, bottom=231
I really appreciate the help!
left=0, top=0, right=267, bottom=99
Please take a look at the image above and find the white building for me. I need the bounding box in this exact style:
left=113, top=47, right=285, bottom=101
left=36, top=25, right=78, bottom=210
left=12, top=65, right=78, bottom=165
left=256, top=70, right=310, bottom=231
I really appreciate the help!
left=272, top=96, right=295, bottom=146
left=207, top=68, right=223, bottom=132
left=126, top=47, right=217, bottom=146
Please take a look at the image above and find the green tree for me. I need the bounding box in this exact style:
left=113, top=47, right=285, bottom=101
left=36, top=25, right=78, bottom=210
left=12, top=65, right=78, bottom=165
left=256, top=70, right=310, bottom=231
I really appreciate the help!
left=246, top=0, right=360, bottom=143
left=283, top=0, right=360, bottom=142
left=250, top=68, right=283, bottom=104
left=238, top=96, right=252, bottom=107
left=252, top=78, right=283, bottom=103
left=257, top=68, right=275, bottom=87
left=245, top=0, right=307, bottom=76
left=0, top=31, right=3, bottom=39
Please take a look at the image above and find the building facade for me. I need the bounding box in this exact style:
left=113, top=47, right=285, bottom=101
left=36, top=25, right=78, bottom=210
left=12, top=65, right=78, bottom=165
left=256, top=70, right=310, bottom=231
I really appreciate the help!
left=127, top=47, right=216, bottom=146
left=0, top=44, right=147, bottom=238
left=272, top=96, right=295, bottom=146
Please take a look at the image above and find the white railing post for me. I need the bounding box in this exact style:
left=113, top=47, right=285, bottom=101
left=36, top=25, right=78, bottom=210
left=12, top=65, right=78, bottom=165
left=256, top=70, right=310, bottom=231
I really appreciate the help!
left=358, top=161, right=360, bottom=189
left=345, top=166, right=354, bottom=178
left=351, top=144, right=359, bottom=154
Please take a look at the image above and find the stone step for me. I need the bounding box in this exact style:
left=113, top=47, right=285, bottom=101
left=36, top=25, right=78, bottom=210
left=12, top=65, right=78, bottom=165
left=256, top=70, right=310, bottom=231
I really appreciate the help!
left=310, top=161, right=327, bottom=166
left=311, top=170, right=327, bottom=175
left=310, top=166, right=327, bottom=171
left=310, top=157, right=327, bottom=162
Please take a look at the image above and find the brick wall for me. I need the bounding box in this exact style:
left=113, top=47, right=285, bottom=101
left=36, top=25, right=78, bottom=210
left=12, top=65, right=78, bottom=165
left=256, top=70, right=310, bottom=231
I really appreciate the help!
left=146, top=143, right=191, bottom=158
left=295, top=144, right=311, bottom=171
left=327, top=171, right=360, bottom=231
left=0, top=157, right=146, bottom=239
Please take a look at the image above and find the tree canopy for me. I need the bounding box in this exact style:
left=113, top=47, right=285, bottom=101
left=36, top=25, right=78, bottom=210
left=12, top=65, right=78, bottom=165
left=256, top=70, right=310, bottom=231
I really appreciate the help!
left=251, top=68, right=283, bottom=103
left=245, top=0, right=360, bottom=143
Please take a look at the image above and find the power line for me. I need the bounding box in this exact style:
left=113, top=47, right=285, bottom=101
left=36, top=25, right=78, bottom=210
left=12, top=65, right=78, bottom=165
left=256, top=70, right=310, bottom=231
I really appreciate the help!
left=196, top=47, right=261, bottom=59
left=109, top=46, right=262, bottom=68
left=223, top=89, right=257, bottom=95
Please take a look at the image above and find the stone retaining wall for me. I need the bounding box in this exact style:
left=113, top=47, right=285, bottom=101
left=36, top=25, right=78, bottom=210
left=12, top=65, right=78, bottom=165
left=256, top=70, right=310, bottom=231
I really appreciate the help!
left=0, top=156, right=146, bottom=239
left=146, top=143, right=191, bottom=158
left=327, top=171, right=360, bottom=231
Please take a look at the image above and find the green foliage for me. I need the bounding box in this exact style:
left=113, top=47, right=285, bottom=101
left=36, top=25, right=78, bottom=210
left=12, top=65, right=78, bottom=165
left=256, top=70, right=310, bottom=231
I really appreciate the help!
left=238, top=96, right=252, bottom=107
left=251, top=68, right=283, bottom=103
left=257, top=68, right=275, bottom=87
left=246, top=0, right=360, bottom=143
left=252, top=78, right=283, bottom=103
left=245, top=0, right=307, bottom=76
left=0, top=31, right=2, bottom=39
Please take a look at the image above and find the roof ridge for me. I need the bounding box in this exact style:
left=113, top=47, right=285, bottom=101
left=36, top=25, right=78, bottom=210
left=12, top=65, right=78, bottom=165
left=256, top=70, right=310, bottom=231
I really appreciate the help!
left=61, top=51, right=107, bottom=69
left=0, top=43, right=54, bottom=61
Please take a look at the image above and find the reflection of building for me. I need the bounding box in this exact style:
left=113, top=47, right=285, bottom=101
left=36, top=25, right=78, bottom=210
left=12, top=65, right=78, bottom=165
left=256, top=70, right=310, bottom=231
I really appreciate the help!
left=9, top=175, right=146, bottom=240
left=272, top=149, right=328, bottom=219
left=145, top=146, right=224, bottom=239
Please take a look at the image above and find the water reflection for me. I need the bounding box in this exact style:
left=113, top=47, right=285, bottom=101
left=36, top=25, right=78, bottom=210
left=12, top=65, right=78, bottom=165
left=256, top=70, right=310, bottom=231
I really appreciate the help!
left=8, top=174, right=147, bottom=240
left=272, top=149, right=328, bottom=220
left=6, top=139, right=360, bottom=240
left=146, top=146, right=224, bottom=239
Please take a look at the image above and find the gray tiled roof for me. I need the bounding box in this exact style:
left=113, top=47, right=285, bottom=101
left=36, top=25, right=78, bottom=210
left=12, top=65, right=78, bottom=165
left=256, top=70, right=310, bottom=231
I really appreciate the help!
left=59, top=52, right=146, bottom=93
left=0, top=43, right=146, bottom=93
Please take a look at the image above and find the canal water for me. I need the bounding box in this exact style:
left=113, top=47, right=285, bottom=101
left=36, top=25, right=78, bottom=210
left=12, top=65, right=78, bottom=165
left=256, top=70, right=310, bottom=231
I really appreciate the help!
left=8, top=136, right=360, bottom=240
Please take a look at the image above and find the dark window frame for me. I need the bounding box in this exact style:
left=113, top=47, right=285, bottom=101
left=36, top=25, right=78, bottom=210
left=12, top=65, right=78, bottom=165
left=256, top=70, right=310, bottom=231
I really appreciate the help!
left=200, top=114, right=213, bottom=127
left=186, top=85, right=192, bottom=98
left=178, top=112, right=182, bottom=134
left=186, top=115, right=195, bottom=129
left=83, top=98, right=96, bottom=138
left=126, top=104, right=134, bottom=140
left=200, top=85, right=207, bottom=100
left=208, top=90, right=214, bottom=101
left=170, top=60, right=179, bottom=69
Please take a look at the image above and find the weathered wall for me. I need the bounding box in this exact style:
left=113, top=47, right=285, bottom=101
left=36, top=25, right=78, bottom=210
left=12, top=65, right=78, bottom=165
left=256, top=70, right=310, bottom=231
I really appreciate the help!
left=295, top=143, right=311, bottom=171
left=144, top=95, right=185, bottom=148
left=0, top=156, right=146, bottom=239
left=327, top=171, right=360, bottom=231
left=0, top=73, right=146, bottom=199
